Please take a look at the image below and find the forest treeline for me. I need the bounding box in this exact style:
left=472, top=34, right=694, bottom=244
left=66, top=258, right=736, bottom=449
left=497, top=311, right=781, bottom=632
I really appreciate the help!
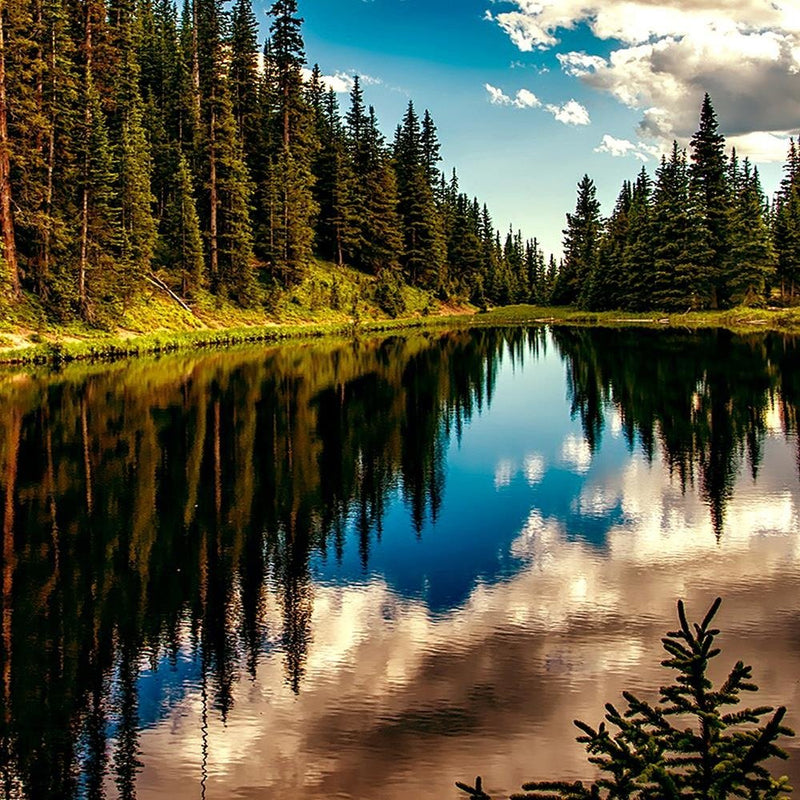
left=0, top=0, right=548, bottom=323
left=0, top=0, right=797, bottom=323
left=556, top=96, right=800, bottom=311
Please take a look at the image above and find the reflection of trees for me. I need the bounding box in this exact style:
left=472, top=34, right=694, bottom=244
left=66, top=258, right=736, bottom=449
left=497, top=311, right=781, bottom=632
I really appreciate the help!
left=3, top=325, right=794, bottom=797
left=554, top=328, right=796, bottom=538
left=0, top=329, right=515, bottom=798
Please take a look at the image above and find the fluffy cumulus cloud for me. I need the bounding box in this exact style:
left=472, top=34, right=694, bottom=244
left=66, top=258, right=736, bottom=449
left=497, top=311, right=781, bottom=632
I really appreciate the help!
left=545, top=98, right=590, bottom=126
left=595, top=134, right=660, bottom=161
left=489, top=0, right=800, bottom=161
left=301, top=69, right=382, bottom=94
left=484, top=84, right=589, bottom=124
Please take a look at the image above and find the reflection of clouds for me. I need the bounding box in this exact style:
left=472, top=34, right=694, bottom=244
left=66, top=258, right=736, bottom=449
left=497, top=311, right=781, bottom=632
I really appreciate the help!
left=494, top=454, right=547, bottom=489
left=494, top=459, right=515, bottom=488
left=132, top=467, right=800, bottom=800
left=561, top=433, right=593, bottom=474
left=523, top=453, right=545, bottom=486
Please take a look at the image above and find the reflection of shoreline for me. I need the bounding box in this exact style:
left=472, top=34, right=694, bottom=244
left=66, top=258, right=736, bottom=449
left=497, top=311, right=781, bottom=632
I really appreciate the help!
left=131, top=470, right=800, bottom=800
left=3, top=326, right=800, bottom=799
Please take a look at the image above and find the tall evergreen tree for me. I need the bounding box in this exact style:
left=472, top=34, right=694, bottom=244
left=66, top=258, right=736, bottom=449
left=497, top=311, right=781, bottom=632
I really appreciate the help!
left=689, top=93, right=730, bottom=308
left=728, top=159, right=774, bottom=305
left=774, top=139, right=800, bottom=304
left=196, top=0, right=255, bottom=301
left=394, top=101, right=446, bottom=289
left=109, top=0, right=158, bottom=296
left=554, top=174, right=601, bottom=305
left=358, top=105, right=402, bottom=275
left=651, top=143, right=699, bottom=310
left=264, top=0, right=317, bottom=285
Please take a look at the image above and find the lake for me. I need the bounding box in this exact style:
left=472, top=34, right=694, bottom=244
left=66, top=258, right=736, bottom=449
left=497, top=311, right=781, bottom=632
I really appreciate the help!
left=1, top=326, right=799, bottom=799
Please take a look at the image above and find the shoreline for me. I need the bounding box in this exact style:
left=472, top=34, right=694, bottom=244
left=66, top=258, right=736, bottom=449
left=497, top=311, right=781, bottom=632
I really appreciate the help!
left=2, top=304, right=800, bottom=366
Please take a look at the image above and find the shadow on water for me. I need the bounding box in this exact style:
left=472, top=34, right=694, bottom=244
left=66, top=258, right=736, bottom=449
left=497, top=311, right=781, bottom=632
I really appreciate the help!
left=0, top=326, right=798, bottom=798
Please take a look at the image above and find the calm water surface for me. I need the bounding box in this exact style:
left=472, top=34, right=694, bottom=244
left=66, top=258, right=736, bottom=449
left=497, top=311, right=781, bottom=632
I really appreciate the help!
left=1, top=327, right=799, bottom=799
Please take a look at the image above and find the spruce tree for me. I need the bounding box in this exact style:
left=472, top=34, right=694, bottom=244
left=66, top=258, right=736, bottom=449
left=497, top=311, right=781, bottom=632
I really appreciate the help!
left=586, top=180, right=631, bottom=310
left=229, top=0, right=260, bottom=170
left=618, top=167, right=654, bottom=310
left=313, top=88, right=358, bottom=266
left=264, top=0, right=317, bottom=285
left=774, top=139, right=800, bottom=304
left=394, top=101, right=446, bottom=289
left=554, top=174, right=601, bottom=305
left=157, top=148, right=203, bottom=295
left=358, top=105, right=402, bottom=275
left=689, top=94, right=730, bottom=308
left=651, top=143, right=699, bottom=310
left=196, top=0, right=255, bottom=301
left=728, top=159, right=774, bottom=305
left=109, top=0, right=158, bottom=297
left=459, top=598, right=795, bottom=800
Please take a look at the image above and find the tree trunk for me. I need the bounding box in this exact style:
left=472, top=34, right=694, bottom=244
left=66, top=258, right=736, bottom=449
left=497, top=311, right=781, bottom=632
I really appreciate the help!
left=209, top=100, right=218, bottom=287
left=79, top=1, right=92, bottom=316
left=0, top=0, right=20, bottom=297
left=42, top=22, right=56, bottom=291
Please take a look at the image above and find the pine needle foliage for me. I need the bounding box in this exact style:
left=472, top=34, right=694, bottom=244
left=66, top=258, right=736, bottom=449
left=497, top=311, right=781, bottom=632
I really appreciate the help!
left=458, top=598, right=794, bottom=800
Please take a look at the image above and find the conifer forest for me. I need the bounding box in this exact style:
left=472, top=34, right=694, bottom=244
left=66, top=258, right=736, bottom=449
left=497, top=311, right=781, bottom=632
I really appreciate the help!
left=0, top=0, right=797, bottom=322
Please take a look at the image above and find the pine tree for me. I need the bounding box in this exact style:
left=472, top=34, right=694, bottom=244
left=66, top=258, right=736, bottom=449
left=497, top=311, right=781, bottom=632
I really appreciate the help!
left=689, top=94, right=730, bottom=308
left=774, top=139, right=800, bottom=304
left=651, top=143, right=700, bottom=310
left=554, top=174, right=601, bottom=305
left=586, top=180, right=631, bottom=310
left=109, top=0, right=158, bottom=297
left=357, top=105, right=402, bottom=275
left=618, top=167, right=654, bottom=310
left=196, top=0, right=255, bottom=301
left=264, top=0, right=317, bottom=285
left=728, top=159, right=774, bottom=305
left=313, top=88, right=358, bottom=266
left=394, top=101, right=446, bottom=289
left=78, top=76, right=121, bottom=319
left=157, top=148, right=203, bottom=295
left=459, top=598, right=795, bottom=800
left=229, top=0, right=259, bottom=169
left=0, top=0, right=21, bottom=296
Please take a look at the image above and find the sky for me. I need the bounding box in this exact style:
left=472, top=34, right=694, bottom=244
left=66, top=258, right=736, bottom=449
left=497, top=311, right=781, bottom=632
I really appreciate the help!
left=255, top=0, right=799, bottom=257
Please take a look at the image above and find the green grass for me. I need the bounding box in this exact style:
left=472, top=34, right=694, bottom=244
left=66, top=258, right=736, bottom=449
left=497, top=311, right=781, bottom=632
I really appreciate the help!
left=3, top=270, right=800, bottom=365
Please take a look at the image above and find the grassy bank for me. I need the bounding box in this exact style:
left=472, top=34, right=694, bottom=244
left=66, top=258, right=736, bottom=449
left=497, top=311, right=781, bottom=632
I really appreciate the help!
left=3, top=262, right=800, bottom=365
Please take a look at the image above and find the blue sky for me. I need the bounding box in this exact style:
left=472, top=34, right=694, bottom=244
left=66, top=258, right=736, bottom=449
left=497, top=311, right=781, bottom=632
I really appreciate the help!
left=255, top=0, right=798, bottom=257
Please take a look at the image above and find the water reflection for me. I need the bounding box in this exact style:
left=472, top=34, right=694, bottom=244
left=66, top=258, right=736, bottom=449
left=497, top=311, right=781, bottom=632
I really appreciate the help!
left=0, top=327, right=798, bottom=799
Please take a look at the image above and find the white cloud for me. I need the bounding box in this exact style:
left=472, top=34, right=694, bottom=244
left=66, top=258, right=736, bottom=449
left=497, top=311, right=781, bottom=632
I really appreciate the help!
left=490, top=0, right=800, bottom=160
left=486, top=85, right=587, bottom=123
left=301, top=69, right=383, bottom=94
left=545, top=99, right=591, bottom=126
left=484, top=83, right=542, bottom=108
left=485, top=82, right=513, bottom=105
left=595, top=134, right=656, bottom=161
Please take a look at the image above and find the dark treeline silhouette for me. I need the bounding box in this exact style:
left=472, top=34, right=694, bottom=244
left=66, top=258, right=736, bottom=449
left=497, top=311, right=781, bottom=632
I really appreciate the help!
left=553, top=327, right=800, bottom=536
left=1, top=326, right=800, bottom=796
left=0, top=330, right=506, bottom=798
left=556, top=95, right=800, bottom=311
left=0, top=0, right=547, bottom=324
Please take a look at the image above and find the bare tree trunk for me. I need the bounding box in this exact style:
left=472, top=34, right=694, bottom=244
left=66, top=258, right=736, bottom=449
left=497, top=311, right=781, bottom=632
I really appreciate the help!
left=42, top=22, right=56, bottom=290
left=79, top=0, right=92, bottom=316
left=0, top=0, right=20, bottom=297
left=209, top=100, right=218, bottom=287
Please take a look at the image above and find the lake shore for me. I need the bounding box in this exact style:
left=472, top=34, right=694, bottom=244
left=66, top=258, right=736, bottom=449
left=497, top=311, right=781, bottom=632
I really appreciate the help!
left=2, top=299, right=800, bottom=365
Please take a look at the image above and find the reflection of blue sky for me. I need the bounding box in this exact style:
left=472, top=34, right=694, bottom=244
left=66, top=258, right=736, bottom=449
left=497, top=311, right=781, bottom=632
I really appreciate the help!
left=310, top=340, right=632, bottom=613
